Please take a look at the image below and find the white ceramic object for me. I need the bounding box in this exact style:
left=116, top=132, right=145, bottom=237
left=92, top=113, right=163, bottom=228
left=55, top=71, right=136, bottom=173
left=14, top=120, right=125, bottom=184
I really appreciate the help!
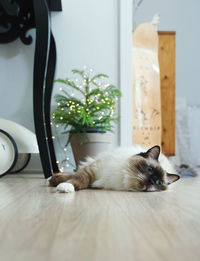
left=0, top=129, right=18, bottom=176
left=0, top=118, right=38, bottom=153
left=10, top=153, right=31, bottom=173
left=71, top=132, right=112, bottom=168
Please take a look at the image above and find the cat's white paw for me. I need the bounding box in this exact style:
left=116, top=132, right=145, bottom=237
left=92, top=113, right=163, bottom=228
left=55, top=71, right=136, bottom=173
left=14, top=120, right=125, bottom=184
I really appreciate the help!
left=56, top=182, right=75, bottom=193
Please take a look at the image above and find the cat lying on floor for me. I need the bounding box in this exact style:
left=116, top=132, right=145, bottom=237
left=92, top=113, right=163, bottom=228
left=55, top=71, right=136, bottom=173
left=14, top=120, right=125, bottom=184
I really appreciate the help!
left=49, top=145, right=180, bottom=193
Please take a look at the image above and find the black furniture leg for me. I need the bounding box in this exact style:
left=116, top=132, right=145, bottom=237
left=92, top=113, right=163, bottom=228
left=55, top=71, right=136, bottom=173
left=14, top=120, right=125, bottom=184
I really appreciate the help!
left=33, top=0, right=53, bottom=178
left=44, top=32, right=59, bottom=173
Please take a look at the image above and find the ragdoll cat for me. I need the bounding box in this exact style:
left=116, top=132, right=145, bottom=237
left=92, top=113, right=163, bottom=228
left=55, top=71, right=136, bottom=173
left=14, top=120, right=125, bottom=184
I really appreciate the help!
left=49, top=145, right=180, bottom=193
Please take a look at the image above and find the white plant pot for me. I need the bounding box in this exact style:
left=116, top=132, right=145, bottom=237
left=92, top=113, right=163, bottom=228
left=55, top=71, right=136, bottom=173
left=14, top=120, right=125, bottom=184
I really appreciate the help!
left=70, top=132, right=112, bottom=168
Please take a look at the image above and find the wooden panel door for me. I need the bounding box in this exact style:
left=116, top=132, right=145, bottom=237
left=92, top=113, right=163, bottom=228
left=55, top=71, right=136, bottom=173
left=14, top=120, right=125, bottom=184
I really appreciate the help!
left=158, top=31, right=176, bottom=156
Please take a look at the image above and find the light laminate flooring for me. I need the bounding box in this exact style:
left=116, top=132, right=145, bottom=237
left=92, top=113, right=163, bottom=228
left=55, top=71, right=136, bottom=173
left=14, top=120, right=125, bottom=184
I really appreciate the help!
left=0, top=174, right=200, bottom=261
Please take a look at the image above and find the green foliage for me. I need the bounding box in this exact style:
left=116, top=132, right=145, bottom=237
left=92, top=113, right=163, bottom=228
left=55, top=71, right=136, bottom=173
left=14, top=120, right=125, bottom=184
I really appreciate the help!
left=52, top=68, right=122, bottom=144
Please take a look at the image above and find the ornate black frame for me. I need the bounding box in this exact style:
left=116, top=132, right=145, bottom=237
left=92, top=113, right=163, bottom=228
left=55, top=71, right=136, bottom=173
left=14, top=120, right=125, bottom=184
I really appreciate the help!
left=0, top=0, right=62, bottom=178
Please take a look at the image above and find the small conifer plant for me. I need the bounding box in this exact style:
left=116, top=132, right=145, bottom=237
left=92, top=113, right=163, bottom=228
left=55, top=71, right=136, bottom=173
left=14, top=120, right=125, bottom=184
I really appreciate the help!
left=52, top=68, right=122, bottom=144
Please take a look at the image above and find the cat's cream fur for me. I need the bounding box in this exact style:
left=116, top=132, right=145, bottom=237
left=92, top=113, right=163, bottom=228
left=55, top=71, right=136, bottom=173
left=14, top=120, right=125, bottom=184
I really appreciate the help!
left=49, top=145, right=180, bottom=193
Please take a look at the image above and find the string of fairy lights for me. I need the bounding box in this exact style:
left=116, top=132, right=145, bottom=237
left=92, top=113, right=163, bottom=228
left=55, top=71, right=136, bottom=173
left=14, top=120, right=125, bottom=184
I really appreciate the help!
left=50, top=66, right=119, bottom=173
left=53, top=123, right=74, bottom=173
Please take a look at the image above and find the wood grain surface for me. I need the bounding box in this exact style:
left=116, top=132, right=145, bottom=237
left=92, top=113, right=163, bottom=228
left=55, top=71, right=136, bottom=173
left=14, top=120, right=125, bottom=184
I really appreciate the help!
left=0, top=174, right=200, bottom=261
left=158, top=31, right=176, bottom=156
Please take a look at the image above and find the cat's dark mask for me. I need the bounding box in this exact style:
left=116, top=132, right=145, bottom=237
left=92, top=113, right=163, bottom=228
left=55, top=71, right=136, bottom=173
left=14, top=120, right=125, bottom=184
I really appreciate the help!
left=129, top=145, right=180, bottom=192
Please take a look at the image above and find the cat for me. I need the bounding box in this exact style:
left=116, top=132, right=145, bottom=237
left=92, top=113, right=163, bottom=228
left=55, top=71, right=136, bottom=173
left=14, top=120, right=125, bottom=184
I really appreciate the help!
left=49, top=145, right=180, bottom=193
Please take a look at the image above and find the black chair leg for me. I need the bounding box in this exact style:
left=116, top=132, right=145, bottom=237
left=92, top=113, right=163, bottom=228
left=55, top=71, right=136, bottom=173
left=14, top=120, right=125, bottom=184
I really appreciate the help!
left=44, top=32, right=59, bottom=173
left=32, top=0, right=53, bottom=178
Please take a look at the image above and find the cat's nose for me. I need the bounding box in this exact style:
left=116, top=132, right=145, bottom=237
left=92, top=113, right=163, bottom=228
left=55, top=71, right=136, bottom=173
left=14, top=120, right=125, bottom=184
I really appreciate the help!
left=149, top=178, right=155, bottom=185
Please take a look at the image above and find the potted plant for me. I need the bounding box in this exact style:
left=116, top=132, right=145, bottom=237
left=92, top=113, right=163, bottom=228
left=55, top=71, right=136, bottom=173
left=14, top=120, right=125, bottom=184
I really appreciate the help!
left=52, top=68, right=121, bottom=167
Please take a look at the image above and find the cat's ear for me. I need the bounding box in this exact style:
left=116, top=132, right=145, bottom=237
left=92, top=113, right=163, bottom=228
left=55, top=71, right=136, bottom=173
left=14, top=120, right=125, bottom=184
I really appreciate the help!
left=167, top=173, right=180, bottom=184
left=146, top=145, right=160, bottom=160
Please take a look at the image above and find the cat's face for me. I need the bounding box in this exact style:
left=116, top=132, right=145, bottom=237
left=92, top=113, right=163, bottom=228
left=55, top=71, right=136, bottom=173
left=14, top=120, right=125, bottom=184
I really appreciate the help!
left=127, top=146, right=180, bottom=192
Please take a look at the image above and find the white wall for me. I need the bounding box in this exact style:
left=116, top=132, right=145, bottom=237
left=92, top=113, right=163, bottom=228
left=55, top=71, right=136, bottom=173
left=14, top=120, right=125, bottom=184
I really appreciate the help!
left=0, top=32, right=35, bottom=132
left=134, top=0, right=200, bottom=106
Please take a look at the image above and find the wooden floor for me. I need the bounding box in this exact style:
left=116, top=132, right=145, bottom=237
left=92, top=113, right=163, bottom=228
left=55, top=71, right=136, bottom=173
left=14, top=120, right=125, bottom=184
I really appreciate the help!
left=0, top=174, right=200, bottom=261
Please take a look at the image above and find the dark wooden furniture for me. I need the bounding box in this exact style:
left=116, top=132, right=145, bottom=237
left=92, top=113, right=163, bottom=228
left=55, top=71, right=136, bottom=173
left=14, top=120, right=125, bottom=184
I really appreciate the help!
left=0, top=0, right=62, bottom=178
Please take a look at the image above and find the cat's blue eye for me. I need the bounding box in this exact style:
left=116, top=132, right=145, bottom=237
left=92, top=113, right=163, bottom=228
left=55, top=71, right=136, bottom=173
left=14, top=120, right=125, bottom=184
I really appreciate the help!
left=146, top=166, right=153, bottom=172
left=156, top=180, right=163, bottom=185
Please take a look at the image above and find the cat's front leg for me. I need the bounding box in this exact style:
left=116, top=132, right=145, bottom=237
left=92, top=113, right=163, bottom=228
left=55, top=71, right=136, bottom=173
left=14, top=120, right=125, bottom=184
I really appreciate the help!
left=49, top=174, right=86, bottom=193
left=49, top=166, right=96, bottom=193
left=48, top=173, right=73, bottom=187
left=56, top=182, right=75, bottom=193
left=56, top=178, right=82, bottom=193
left=49, top=174, right=76, bottom=193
